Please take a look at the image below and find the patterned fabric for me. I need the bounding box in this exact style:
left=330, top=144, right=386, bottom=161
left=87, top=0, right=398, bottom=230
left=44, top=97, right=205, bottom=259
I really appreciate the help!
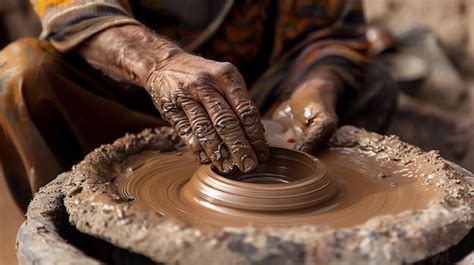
left=248, top=0, right=368, bottom=112
left=279, top=0, right=368, bottom=94
left=198, top=0, right=271, bottom=82
left=30, top=0, right=368, bottom=112
left=29, top=0, right=229, bottom=51
left=30, top=0, right=138, bottom=51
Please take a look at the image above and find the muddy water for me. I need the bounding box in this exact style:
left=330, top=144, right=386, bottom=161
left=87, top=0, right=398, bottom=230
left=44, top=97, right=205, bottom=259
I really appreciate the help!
left=117, top=147, right=436, bottom=228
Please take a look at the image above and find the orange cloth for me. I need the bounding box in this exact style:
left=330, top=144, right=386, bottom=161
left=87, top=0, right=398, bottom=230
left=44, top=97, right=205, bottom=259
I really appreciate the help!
left=0, top=38, right=165, bottom=208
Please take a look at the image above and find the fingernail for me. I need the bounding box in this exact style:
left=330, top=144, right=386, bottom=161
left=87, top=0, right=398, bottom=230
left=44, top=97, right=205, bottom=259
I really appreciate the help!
left=222, top=159, right=234, bottom=173
left=243, top=157, right=256, bottom=173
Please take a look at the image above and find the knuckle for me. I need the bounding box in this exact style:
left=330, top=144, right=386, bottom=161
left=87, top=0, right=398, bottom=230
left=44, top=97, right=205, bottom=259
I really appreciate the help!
left=195, top=71, right=213, bottom=84
left=193, top=118, right=214, bottom=139
left=159, top=101, right=180, bottom=120
left=226, top=140, right=250, bottom=154
left=216, top=62, right=240, bottom=80
left=158, top=97, right=172, bottom=111
left=219, top=62, right=238, bottom=73
left=175, top=93, right=194, bottom=107
left=237, top=101, right=260, bottom=126
left=208, top=100, right=226, bottom=113
left=173, top=116, right=191, bottom=135
left=190, top=75, right=217, bottom=94
left=214, top=113, right=241, bottom=136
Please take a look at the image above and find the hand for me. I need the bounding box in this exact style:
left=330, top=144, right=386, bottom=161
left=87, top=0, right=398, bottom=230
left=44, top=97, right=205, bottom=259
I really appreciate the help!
left=78, top=25, right=268, bottom=174
left=273, top=70, right=342, bottom=154
left=145, top=53, right=269, bottom=173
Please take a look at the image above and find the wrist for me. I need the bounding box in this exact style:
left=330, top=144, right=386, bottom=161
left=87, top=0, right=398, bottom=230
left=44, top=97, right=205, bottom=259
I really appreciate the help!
left=294, top=73, right=342, bottom=109
left=114, top=26, right=186, bottom=87
left=79, top=25, right=185, bottom=87
left=135, top=38, right=186, bottom=89
left=302, top=68, right=343, bottom=91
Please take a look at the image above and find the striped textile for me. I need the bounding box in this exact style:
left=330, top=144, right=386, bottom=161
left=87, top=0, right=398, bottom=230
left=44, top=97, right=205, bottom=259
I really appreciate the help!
left=30, top=0, right=368, bottom=111
left=30, top=0, right=138, bottom=51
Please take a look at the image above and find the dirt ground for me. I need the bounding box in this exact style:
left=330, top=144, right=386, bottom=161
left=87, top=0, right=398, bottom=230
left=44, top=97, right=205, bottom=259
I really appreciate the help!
left=0, top=164, right=25, bottom=265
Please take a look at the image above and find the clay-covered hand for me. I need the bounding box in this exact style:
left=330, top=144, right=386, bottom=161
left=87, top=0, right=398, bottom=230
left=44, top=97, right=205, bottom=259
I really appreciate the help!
left=145, top=53, right=268, bottom=174
left=273, top=70, right=343, bottom=154
left=78, top=25, right=268, bottom=174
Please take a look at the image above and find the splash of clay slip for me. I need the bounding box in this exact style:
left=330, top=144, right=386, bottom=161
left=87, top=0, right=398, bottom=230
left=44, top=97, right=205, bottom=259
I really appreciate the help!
left=117, top=147, right=436, bottom=228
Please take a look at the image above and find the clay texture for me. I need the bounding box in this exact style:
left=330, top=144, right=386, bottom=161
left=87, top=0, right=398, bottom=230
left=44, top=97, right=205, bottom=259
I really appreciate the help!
left=16, top=172, right=101, bottom=264
left=117, top=146, right=437, bottom=228
left=56, top=126, right=474, bottom=264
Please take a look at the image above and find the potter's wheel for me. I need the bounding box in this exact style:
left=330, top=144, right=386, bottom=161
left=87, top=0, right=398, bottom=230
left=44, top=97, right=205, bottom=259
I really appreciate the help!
left=117, top=147, right=435, bottom=228
left=35, top=126, right=473, bottom=264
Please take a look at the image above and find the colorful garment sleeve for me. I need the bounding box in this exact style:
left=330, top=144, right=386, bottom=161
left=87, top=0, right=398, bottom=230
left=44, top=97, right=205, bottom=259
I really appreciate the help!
left=276, top=0, right=368, bottom=94
left=250, top=0, right=368, bottom=113
left=30, top=0, right=139, bottom=52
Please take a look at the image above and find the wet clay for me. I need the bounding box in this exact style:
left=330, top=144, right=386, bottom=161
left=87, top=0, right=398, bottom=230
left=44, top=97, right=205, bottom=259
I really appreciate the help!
left=58, top=126, right=474, bottom=264
left=117, top=146, right=436, bottom=228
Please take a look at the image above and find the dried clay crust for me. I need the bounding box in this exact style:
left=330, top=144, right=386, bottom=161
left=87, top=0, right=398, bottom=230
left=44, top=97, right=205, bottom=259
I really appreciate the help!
left=18, top=126, right=474, bottom=264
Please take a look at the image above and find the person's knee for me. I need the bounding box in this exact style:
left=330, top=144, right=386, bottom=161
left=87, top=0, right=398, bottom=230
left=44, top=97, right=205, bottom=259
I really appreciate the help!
left=0, top=38, right=57, bottom=79
left=0, top=38, right=60, bottom=98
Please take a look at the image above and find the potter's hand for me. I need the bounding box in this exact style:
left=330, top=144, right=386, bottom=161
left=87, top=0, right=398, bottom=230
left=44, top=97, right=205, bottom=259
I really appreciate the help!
left=273, top=70, right=343, bottom=154
left=77, top=25, right=268, bottom=174
left=146, top=53, right=268, bottom=173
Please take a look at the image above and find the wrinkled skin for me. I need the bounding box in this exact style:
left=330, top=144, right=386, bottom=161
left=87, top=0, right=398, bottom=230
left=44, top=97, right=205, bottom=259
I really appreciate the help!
left=78, top=25, right=268, bottom=173
left=146, top=54, right=268, bottom=173
left=78, top=24, right=341, bottom=170
left=273, top=70, right=343, bottom=154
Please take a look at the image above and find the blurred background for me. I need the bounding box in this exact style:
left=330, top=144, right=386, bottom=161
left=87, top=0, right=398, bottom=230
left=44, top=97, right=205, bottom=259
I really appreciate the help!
left=0, top=0, right=473, bottom=264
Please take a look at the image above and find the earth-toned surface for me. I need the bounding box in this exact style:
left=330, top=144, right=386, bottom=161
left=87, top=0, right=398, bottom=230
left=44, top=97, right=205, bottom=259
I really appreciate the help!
left=16, top=126, right=473, bottom=264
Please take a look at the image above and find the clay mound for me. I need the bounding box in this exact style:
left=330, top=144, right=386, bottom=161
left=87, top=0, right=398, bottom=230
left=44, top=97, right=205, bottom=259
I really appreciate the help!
left=19, top=126, right=474, bottom=264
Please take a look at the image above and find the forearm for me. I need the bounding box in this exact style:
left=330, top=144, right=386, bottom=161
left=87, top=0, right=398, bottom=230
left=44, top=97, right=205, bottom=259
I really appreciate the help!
left=295, top=68, right=346, bottom=110
left=77, top=25, right=185, bottom=89
left=77, top=24, right=268, bottom=172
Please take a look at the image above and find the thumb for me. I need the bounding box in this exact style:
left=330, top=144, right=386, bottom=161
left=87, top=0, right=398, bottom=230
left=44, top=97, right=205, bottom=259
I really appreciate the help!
left=294, top=112, right=338, bottom=154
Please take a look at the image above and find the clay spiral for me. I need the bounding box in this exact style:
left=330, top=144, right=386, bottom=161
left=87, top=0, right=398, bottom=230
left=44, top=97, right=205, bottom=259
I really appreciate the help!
left=182, top=147, right=339, bottom=212
left=117, top=147, right=435, bottom=228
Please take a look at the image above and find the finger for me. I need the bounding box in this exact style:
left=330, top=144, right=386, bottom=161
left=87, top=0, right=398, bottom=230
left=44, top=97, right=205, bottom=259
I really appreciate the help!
left=216, top=63, right=269, bottom=162
left=294, top=112, right=338, bottom=154
left=198, top=86, right=258, bottom=173
left=157, top=97, right=209, bottom=164
left=179, top=97, right=234, bottom=173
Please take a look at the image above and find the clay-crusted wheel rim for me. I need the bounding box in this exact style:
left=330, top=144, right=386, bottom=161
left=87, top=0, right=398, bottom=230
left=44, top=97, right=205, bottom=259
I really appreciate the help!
left=62, top=126, right=474, bottom=264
